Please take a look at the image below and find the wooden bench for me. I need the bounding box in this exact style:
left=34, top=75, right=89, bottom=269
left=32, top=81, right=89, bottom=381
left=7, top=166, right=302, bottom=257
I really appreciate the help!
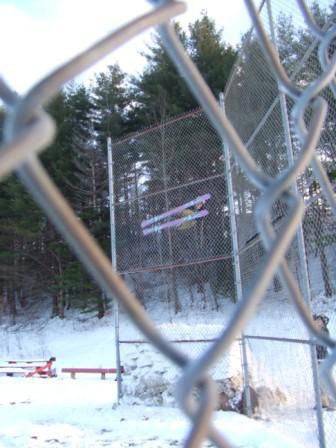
left=61, top=366, right=124, bottom=380
left=0, top=366, right=29, bottom=376
left=0, top=357, right=56, bottom=377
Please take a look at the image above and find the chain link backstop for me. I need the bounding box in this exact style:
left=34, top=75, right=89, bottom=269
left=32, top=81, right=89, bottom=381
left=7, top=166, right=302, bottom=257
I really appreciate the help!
left=113, top=110, right=234, bottom=312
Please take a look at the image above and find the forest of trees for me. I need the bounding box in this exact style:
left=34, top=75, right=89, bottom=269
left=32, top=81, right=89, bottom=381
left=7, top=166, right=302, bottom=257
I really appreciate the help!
left=0, top=4, right=335, bottom=322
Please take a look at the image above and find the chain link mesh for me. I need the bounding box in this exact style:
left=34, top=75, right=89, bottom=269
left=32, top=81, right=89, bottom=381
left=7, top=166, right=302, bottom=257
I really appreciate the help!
left=113, top=110, right=235, bottom=309
left=1, top=0, right=336, bottom=447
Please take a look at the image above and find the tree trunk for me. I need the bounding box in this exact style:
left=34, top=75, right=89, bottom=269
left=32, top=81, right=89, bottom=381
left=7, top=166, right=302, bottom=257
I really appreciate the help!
left=133, top=273, right=145, bottom=308
left=97, top=291, right=106, bottom=319
left=58, top=290, right=65, bottom=319
left=319, top=247, right=333, bottom=297
left=8, top=284, right=17, bottom=325
left=171, top=269, right=181, bottom=314
left=273, top=275, right=282, bottom=292
left=51, top=294, right=59, bottom=318
left=186, top=267, right=195, bottom=307
left=18, top=288, right=27, bottom=308
left=314, top=205, right=332, bottom=297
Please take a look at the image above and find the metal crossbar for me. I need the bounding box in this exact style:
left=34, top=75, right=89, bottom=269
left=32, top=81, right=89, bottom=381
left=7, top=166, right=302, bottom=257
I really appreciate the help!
left=1, top=1, right=336, bottom=447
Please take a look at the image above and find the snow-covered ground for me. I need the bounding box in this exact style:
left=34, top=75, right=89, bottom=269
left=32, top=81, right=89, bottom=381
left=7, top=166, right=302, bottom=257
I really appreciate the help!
left=0, top=292, right=335, bottom=447
left=0, top=372, right=306, bottom=448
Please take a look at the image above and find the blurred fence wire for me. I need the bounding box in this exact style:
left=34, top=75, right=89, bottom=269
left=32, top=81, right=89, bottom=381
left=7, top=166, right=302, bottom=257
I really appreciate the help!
left=1, top=0, right=336, bottom=447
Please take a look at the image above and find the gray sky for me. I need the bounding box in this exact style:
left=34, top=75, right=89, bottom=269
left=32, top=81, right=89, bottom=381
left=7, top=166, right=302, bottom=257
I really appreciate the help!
left=0, top=0, right=252, bottom=94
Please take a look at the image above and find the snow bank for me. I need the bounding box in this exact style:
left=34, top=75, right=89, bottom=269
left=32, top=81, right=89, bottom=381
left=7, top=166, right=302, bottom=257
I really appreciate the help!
left=121, top=339, right=245, bottom=407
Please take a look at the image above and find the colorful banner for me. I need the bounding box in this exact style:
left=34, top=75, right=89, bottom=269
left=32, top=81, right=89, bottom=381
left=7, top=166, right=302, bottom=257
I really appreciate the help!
left=141, top=193, right=210, bottom=229
left=142, top=194, right=211, bottom=235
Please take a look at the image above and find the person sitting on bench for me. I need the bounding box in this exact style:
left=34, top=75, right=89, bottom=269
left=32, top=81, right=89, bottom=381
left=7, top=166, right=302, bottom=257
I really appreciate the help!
left=26, top=357, right=56, bottom=377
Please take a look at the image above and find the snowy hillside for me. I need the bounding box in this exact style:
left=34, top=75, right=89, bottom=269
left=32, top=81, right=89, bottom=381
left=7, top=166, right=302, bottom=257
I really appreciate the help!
left=0, top=294, right=335, bottom=447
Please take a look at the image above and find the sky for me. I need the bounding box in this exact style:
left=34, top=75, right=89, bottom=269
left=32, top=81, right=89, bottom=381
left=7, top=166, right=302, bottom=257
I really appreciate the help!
left=0, top=0, right=252, bottom=94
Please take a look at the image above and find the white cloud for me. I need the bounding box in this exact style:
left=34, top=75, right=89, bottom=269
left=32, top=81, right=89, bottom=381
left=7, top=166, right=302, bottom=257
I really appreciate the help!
left=0, top=0, right=251, bottom=94
left=0, top=1, right=153, bottom=93
left=0, top=4, right=55, bottom=93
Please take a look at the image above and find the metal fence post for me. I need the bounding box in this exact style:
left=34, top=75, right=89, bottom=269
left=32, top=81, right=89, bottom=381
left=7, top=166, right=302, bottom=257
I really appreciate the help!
left=266, top=2, right=326, bottom=446
left=107, top=136, right=123, bottom=403
left=219, top=92, right=252, bottom=417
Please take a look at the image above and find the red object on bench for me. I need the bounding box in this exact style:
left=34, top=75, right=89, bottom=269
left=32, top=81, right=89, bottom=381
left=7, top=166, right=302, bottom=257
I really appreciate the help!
left=25, top=357, right=57, bottom=377
left=62, top=367, right=124, bottom=380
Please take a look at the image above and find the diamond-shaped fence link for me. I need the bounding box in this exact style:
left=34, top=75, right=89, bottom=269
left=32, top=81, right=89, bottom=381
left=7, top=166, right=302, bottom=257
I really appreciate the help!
left=1, top=0, right=336, bottom=447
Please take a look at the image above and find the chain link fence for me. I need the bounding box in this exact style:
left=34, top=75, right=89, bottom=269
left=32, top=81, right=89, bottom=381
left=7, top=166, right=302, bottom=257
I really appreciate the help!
left=1, top=0, right=336, bottom=447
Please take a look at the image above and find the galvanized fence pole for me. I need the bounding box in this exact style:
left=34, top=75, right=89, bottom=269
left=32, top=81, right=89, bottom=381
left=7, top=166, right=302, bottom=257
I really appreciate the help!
left=219, top=92, right=252, bottom=417
left=266, top=2, right=325, bottom=446
left=107, top=136, right=123, bottom=402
